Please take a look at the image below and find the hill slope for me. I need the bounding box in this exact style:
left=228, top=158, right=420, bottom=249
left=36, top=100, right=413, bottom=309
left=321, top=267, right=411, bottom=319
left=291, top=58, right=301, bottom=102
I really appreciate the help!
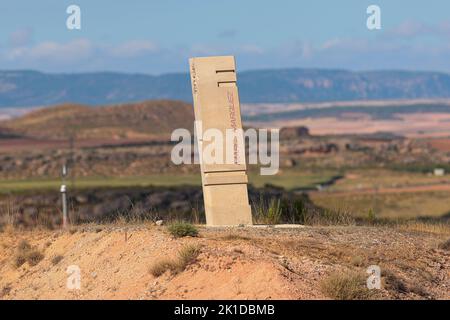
left=0, top=225, right=448, bottom=299
left=1, top=69, right=450, bottom=107
left=1, top=100, right=194, bottom=140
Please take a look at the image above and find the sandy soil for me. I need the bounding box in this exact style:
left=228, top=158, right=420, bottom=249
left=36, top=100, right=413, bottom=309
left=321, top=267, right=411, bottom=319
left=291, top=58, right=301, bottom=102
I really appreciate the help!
left=0, top=225, right=448, bottom=300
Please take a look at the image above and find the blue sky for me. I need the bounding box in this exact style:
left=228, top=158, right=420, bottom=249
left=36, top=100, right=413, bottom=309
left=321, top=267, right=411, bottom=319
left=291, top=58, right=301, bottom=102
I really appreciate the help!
left=0, top=0, right=449, bottom=74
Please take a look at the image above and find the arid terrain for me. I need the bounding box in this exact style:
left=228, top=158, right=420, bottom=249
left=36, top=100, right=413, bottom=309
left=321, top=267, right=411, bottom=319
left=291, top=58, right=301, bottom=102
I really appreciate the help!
left=0, top=99, right=449, bottom=300
left=243, top=99, right=450, bottom=137
left=0, top=223, right=448, bottom=300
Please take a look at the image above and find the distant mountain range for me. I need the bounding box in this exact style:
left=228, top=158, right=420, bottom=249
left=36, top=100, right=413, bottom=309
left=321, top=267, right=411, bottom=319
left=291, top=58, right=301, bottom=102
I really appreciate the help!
left=1, top=69, right=450, bottom=108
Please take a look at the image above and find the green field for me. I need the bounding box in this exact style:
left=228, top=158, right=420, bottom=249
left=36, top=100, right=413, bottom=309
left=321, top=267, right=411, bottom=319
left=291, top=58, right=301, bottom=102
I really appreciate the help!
left=0, top=170, right=339, bottom=193
left=310, top=169, right=450, bottom=219
left=311, top=191, right=450, bottom=219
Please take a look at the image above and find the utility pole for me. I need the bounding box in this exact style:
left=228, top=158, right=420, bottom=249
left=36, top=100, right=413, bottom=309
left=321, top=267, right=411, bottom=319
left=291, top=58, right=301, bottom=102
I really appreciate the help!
left=61, top=164, right=68, bottom=228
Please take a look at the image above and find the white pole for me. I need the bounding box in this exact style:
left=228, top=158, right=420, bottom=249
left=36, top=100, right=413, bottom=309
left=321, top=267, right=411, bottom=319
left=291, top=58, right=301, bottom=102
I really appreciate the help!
left=61, top=185, right=68, bottom=228
left=61, top=164, right=68, bottom=228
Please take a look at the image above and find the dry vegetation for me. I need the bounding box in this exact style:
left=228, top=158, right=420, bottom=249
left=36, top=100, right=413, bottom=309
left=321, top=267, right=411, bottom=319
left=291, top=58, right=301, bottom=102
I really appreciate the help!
left=149, top=244, right=201, bottom=277
left=2, top=100, right=194, bottom=140
left=0, top=222, right=447, bottom=300
left=320, top=271, right=375, bottom=300
left=13, top=240, right=44, bottom=268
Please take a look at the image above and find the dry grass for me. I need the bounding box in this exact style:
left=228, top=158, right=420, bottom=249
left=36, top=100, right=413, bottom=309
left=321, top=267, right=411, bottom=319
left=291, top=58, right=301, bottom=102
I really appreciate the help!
left=13, top=240, right=44, bottom=268
left=397, top=222, right=450, bottom=235
left=312, top=190, right=450, bottom=220
left=27, top=250, right=44, bottom=266
left=320, top=270, right=375, bottom=300
left=381, top=269, right=428, bottom=297
left=149, top=244, right=201, bottom=277
left=221, top=234, right=251, bottom=241
left=177, top=244, right=201, bottom=266
left=149, top=259, right=177, bottom=277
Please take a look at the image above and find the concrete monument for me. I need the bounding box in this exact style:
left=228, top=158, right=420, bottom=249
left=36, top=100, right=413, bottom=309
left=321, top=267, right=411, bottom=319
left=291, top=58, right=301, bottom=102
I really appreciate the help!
left=189, top=56, right=253, bottom=226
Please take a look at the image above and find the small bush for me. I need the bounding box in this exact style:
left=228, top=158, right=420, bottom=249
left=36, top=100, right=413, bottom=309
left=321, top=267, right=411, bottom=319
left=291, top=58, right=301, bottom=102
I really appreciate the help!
left=51, top=255, right=64, bottom=265
left=252, top=194, right=355, bottom=226
left=367, top=209, right=376, bottom=223
left=14, top=252, right=28, bottom=268
left=438, top=238, right=450, bottom=251
left=14, top=240, right=32, bottom=267
left=27, top=250, right=44, bottom=266
left=168, top=222, right=198, bottom=238
left=320, top=271, right=374, bottom=300
left=253, top=197, right=282, bottom=225
left=13, top=240, right=44, bottom=268
left=149, top=259, right=177, bottom=277
left=177, top=244, right=201, bottom=267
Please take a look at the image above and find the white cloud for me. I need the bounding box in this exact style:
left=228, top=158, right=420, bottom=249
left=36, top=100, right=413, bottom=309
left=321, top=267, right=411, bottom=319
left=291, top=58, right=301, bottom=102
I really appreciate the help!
left=29, top=39, right=92, bottom=61
left=1, top=38, right=160, bottom=66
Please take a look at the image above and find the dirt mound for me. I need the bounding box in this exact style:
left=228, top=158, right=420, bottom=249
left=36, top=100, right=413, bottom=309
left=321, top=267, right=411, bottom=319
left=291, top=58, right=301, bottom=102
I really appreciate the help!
left=0, top=225, right=448, bottom=300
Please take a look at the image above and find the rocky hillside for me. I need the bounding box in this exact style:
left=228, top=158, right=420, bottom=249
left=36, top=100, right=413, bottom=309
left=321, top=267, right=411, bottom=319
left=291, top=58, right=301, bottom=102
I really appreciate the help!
left=1, top=69, right=450, bottom=107
left=1, top=100, right=194, bottom=140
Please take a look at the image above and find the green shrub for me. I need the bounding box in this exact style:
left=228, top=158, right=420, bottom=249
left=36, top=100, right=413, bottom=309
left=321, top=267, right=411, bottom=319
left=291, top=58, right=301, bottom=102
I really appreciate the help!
left=367, top=208, right=376, bottom=223
left=167, top=222, right=198, bottom=238
left=253, top=197, right=282, bottom=225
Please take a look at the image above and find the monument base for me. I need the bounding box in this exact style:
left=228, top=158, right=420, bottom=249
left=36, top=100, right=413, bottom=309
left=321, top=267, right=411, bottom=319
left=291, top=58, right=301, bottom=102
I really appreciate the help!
left=203, top=184, right=253, bottom=226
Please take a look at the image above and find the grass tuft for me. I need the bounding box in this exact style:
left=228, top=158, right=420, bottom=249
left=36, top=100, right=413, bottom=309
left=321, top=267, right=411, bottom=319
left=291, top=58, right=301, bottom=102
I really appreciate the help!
left=149, top=244, right=201, bottom=277
left=149, top=259, right=177, bottom=277
left=13, top=240, right=44, bottom=268
left=27, top=250, right=44, bottom=266
left=320, top=271, right=375, bottom=300
left=177, top=244, right=201, bottom=267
